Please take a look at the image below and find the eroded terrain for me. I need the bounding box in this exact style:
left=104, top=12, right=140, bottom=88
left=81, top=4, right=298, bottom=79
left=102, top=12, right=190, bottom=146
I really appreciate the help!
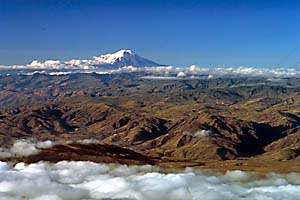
left=1, top=72, right=300, bottom=172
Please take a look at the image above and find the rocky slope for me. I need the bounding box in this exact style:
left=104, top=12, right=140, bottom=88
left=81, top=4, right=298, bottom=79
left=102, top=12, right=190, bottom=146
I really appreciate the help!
left=3, top=143, right=156, bottom=165
left=1, top=73, right=300, bottom=171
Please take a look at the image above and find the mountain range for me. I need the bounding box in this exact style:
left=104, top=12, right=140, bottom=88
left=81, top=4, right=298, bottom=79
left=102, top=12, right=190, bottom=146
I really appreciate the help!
left=1, top=72, right=300, bottom=172
left=0, top=49, right=163, bottom=70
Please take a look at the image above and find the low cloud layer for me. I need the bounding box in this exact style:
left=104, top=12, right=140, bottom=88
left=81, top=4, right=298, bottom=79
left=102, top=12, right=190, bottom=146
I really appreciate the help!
left=0, top=161, right=300, bottom=199
left=2, top=61, right=300, bottom=79
left=0, top=49, right=299, bottom=78
left=140, top=65, right=300, bottom=79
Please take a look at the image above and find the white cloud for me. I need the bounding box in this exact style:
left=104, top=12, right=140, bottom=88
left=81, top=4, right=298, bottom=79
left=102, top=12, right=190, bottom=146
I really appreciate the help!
left=36, top=140, right=53, bottom=149
left=0, top=140, right=53, bottom=158
left=0, top=161, right=299, bottom=199
left=183, top=130, right=212, bottom=138
left=30, top=194, right=63, bottom=200
left=177, top=71, right=186, bottom=77
left=76, top=138, right=101, bottom=145
left=2, top=59, right=300, bottom=79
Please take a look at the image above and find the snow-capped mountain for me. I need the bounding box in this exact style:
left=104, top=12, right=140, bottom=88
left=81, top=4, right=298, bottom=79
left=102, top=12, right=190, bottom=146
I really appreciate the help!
left=0, top=49, right=163, bottom=70
left=93, top=49, right=161, bottom=67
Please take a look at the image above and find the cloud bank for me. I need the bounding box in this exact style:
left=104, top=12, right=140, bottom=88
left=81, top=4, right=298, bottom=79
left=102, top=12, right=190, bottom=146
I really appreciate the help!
left=0, top=161, right=300, bottom=200
left=10, top=65, right=300, bottom=80
left=0, top=140, right=53, bottom=158
left=140, top=65, right=300, bottom=79
left=1, top=50, right=300, bottom=78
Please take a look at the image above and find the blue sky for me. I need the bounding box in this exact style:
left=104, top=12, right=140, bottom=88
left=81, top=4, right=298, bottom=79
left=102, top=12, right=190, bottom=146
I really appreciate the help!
left=0, top=0, right=300, bottom=67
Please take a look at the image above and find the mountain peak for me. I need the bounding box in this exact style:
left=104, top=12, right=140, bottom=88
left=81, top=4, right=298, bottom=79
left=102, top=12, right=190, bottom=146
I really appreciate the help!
left=95, top=49, right=161, bottom=67
left=115, top=49, right=135, bottom=55
left=96, top=49, right=136, bottom=64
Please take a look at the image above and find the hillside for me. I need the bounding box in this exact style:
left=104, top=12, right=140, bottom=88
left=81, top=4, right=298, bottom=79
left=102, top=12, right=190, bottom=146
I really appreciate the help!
left=1, top=73, right=300, bottom=172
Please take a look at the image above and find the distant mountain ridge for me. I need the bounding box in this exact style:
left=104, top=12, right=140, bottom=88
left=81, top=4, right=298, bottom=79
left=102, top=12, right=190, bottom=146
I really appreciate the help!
left=0, top=49, right=164, bottom=69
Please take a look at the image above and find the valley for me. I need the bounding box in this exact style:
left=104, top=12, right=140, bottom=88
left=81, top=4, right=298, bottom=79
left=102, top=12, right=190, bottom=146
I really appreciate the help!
left=1, top=72, right=300, bottom=172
